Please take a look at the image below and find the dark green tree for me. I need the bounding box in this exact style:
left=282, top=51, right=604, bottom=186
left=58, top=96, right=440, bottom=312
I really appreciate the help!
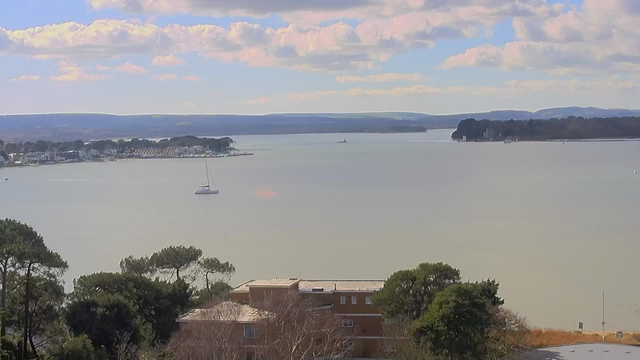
left=73, top=140, right=84, bottom=151
left=0, top=219, right=22, bottom=339
left=5, top=275, right=65, bottom=357
left=56, top=335, right=95, bottom=360
left=33, top=141, right=48, bottom=153
left=23, top=142, right=34, bottom=153
left=13, top=226, right=67, bottom=360
left=66, top=294, right=139, bottom=357
left=413, top=283, right=497, bottom=360
left=119, top=256, right=156, bottom=278
left=198, top=257, right=234, bottom=297
left=192, top=281, right=233, bottom=306
left=69, top=272, right=191, bottom=344
left=149, top=246, right=202, bottom=281
left=3, top=143, right=18, bottom=154
left=374, top=262, right=461, bottom=320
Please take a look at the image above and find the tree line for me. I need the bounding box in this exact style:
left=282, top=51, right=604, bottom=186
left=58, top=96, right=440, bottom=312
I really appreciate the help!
left=0, top=219, right=235, bottom=360
left=451, top=116, right=640, bottom=141
left=0, top=136, right=234, bottom=160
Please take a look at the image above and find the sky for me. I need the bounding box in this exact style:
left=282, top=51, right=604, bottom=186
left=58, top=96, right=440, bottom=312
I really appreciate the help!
left=0, top=0, right=639, bottom=115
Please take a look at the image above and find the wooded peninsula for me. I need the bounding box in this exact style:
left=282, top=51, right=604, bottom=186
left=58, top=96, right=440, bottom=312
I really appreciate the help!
left=451, top=116, right=640, bottom=141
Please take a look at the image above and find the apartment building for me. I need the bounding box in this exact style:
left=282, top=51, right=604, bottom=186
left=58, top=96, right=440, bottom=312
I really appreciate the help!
left=231, top=278, right=386, bottom=358
left=177, top=277, right=387, bottom=359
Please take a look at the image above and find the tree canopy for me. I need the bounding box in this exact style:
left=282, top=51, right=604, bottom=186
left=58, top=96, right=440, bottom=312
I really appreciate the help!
left=66, top=294, right=141, bottom=357
left=0, top=219, right=68, bottom=360
left=69, top=271, right=191, bottom=344
left=119, top=256, right=156, bottom=278
left=374, top=262, right=461, bottom=320
left=413, top=283, right=496, bottom=360
left=374, top=262, right=518, bottom=360
left=56, top=335, right=96, bottom=360
left=149, top=245, right=202, bottom=281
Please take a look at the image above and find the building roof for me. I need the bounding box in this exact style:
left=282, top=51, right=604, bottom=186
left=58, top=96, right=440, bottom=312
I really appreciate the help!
left=298, top=280, right=384, bottom=293
left=232, top=278, right=301, bottom=293
left=520, top=343, right=640, bottom=360
left=248, top=278, right=301, bottom=287
left=232, top=278, right=384, bottom=294
left=177, top=301, right=270, bottom=323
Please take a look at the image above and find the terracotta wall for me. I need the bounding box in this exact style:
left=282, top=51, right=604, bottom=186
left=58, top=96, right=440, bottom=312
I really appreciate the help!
left=332, top=292, right=380, bottom=314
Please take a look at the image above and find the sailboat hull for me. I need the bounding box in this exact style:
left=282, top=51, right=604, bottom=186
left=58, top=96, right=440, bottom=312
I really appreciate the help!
left=195, top=188, right=219, bottom=195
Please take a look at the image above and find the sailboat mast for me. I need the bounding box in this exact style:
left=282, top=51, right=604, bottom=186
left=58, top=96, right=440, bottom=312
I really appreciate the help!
left=205, top=159, right=210, bottom=186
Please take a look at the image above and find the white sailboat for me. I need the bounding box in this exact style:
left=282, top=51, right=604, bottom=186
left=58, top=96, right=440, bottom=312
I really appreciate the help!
left=194, top=159, right=219, bottom=195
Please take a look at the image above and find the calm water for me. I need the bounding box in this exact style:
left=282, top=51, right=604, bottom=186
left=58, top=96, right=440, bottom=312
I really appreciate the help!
left=1, top=129, right=640, bottom=331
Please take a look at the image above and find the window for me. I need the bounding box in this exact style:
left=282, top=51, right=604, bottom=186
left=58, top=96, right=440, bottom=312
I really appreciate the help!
left=340, top=296, right=346, bottom=305
left=342, top=341, right=354, bottom=350
left=351, top=295, right=357, bottom=305
left=365, top=296, right=373, bottom=305
left=341, top=319, right=354, bottom=328
left=244, top=325, right=257, bottom=338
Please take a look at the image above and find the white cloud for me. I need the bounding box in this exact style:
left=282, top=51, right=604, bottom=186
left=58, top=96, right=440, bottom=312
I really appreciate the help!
left=181, top=75, right=201, bottom=81
left=113, top=62, right=148, bottom=74
left=243, top=97, right=269, bottom=104
left=152, top=54, right=185, bottom=66
left=151, top=73, right=178, bottom=81
left=94, top=62, right=148, bottom=74
left=287, top=84, right=443, bottom=101
left=336, top=73, right=429, bottom=83
left=2, top=1, right=638, bottom=75
left=505, top=78, right=636, bottom=92
left=0, top=1, right=560, bottom=73
left=280, top=78, right=636, bottom=101
left=9, top=74, right=40, bottom=82
left=50, top=62, right=107, bottom=82
left=442, top=0, right=640, bottom=73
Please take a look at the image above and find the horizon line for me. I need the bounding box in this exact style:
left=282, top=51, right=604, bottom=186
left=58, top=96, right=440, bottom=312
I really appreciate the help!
left=2, top=106, right=638, bottom=118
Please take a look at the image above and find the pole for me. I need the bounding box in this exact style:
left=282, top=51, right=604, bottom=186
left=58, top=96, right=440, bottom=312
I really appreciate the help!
left=602, top=291, right=605, bottom=343
left=572, top=302, right=575, bottom=331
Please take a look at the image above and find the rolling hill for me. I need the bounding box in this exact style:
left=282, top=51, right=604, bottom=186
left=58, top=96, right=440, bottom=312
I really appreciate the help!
left=2, top=107, right=640, bottom=141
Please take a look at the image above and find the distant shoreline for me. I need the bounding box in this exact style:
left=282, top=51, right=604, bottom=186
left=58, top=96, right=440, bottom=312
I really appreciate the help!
left=458, top=137, right=640, bottom=143
left=546, top=138, right=640, bottom=142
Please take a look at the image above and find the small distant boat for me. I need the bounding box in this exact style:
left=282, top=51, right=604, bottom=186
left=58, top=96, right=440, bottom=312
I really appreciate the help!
left=504, top=139, right=513, bottom=144
left=194, top=159, right=219, bottom=195
left=337, top=139, right=347, bottom=144
left=3, top=177, right=7, bottom=181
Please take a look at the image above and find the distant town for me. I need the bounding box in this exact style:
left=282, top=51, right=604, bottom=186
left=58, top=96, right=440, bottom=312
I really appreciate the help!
left=0, top=135, right=252, bottom=167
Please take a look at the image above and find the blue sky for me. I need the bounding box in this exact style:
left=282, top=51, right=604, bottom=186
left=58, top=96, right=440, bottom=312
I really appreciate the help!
left=1, top=0, right=638, bottom=115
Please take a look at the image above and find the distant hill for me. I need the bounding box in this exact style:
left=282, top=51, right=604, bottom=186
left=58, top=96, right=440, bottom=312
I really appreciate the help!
left=2, top=107, right=640, bottom=141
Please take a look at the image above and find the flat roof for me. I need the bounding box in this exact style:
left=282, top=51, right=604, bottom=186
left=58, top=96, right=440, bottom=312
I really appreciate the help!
left=520, top=343, right=640, bottom=359
left=232, top=278, right=300, bottom=293
left=298, top=280, right=384, bottom=293
left=232, top=278, right=384, bottom=293
left=177, top=301, right=270, bottom=323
